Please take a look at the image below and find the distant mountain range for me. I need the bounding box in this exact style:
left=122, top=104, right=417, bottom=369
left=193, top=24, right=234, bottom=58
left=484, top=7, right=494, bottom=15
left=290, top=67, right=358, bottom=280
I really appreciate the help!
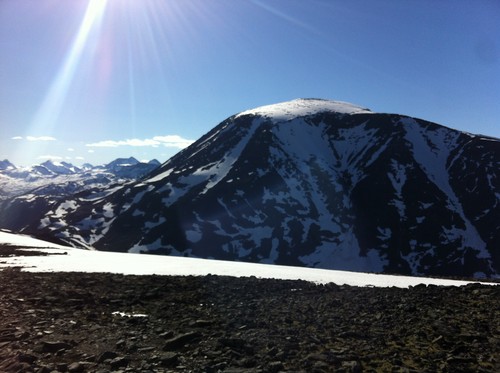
left=1, top=157, right=160, bottom=180
left=0, top=99, right=498, bottom=278
left=0, top=157, right=160, bottom=204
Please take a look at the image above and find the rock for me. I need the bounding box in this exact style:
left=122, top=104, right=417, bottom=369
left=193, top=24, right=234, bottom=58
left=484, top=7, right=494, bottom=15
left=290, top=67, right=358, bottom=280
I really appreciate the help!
left=97, top=351, right=118, bottom=363
left=36, top=366, right=52, bottom=373
left=0, top=270, right=498, bottom=373
left=0, top=356, right=31, bottom=373
left=163, top=331, right=201, bottom=350
left=39, top=341, right=73, bottom=353
left=341, top=360, right=362, bottom=373
left=267, top=361, right=284, bottom=372
left=108, top=356, right=129, bottom=369
left=313, top=360, right=331, bottom=371
left=158, top=352, right=179, bottom=367
left=158, top=330, right=174, bottom=338
left=219, top=337, right=246, bottom=350
left=137, top=346, right=155, bottom=353
left=56, top=362, right=68, bottom=371
left=189, top=319, right=213, bottom=327
left=67, top=362, right=85, bottom=372
left=17, top=352, right=37, bottom=364
left=115, top=339, right=126, bottom=349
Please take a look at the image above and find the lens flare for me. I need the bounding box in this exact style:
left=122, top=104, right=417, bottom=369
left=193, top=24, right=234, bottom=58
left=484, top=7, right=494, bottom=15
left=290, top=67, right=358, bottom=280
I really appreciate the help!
left=29, top=0, right=108, bottom=136
left=18, top=0, right=213, bottom=163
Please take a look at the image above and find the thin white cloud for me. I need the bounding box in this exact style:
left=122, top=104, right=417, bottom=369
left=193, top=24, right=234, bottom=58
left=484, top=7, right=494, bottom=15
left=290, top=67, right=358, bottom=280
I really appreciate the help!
left=86, top=135, right=194, bottom=149
left=86, top=139, right=159, bottom=148
left=26, top=136, right=57, bottom=141
left=152, top=135, right=195, bottom=148
left=11, top=136, right=23, bottom=140
left=67, top=148, right=75, bottom=152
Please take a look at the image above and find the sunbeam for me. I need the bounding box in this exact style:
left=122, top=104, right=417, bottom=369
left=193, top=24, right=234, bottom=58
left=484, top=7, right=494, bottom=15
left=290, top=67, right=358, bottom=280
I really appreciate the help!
left=28, top=0, right=108, bottom=137
left=250, top=0, right=320, bottom=36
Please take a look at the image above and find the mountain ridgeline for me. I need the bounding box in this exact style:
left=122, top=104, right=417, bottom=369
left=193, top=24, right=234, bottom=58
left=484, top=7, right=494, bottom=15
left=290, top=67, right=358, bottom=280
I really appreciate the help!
left=1, top=99, right=498, bottom=278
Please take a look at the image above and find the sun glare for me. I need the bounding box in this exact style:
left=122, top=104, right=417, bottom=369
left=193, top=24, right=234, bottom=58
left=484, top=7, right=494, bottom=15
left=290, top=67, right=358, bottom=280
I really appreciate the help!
left=27, top=0, right=108, bottom=138
left=18, top=0, right=212, bottom=163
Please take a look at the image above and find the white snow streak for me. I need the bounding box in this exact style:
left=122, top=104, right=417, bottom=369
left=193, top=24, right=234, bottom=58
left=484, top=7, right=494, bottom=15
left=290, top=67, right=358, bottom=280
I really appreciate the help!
left=403, top=118, right=490, bottom=259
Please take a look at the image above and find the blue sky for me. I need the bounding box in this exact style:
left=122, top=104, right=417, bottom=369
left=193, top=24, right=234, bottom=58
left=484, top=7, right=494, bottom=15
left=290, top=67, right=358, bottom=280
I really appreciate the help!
left=1, top=0, right=499, bottom=166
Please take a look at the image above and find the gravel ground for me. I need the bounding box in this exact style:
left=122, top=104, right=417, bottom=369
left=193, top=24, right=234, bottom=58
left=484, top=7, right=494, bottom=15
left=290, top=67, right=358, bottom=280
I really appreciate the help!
left=0, top=253, right=499, bottom=372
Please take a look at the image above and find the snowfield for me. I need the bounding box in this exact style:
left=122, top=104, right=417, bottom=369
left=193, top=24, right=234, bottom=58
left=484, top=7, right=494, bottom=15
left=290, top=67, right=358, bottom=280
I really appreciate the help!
left=0, top=231, right=495, bottom=288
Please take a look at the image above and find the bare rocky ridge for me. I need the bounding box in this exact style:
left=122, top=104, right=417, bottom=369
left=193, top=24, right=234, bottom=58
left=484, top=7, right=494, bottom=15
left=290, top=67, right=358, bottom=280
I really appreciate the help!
left=0, top=263, right=498, bottom=372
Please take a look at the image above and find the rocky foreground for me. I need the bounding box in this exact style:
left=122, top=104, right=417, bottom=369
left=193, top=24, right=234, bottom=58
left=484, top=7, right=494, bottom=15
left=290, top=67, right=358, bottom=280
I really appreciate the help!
left=0, top=265, right=499, bottom=372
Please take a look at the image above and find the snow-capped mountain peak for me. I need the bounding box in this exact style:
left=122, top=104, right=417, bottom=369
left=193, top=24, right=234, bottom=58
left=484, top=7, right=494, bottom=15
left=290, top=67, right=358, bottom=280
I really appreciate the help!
left=236, top=98, right=373, bottom=122
left=40, top=160, right=80, bottom=175
left=0, top=159, right=16, bottom=171
left=106, top=156, right=139, bottom=167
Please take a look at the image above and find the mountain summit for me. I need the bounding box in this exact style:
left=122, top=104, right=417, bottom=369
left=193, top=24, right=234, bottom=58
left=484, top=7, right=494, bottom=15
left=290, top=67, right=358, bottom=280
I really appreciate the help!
left=236, top=98, right=372, bottom=120
left=1, top=99, right=499, bottom=278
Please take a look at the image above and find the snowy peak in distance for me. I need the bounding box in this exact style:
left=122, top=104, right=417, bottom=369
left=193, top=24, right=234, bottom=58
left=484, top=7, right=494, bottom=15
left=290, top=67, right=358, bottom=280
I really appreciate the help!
left=104, top=156, right=140, bottom=170
left=0, top=157, right=160, bottom=180
left=0, top=159, right=16, bottom=171
left=0, top=157, right=161, bottom=202
left=102, top=157, right=160, bottom=179
left=148, top=159, right=161, bottom=166
left=236, top=98, right=373, bottom=122
left=40, top=160, right=81, bottom=175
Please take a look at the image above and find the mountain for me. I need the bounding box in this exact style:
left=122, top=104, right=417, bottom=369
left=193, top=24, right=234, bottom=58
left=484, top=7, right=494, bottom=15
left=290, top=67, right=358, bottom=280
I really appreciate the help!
left=0, top=157, right=161, bottom=214
left=148, top=159, right=161, bottom=166
left=1, top=99, right=498, bottom=278
left=31, top=160, right=81, bottom=176
left=103, top=157, right=140, bottom=172
left=0, top=159, right=16, bottom=171
left=100, top=157, right=161, bottom=179
left=0, top=158, right=160, bottom=182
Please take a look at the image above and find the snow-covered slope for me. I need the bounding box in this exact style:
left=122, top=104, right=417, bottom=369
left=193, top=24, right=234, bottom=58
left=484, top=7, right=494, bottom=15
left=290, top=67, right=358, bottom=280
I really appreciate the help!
left=0, top=230, right=495, bottom=288
left=0, top=230, right=71, bottom=249
left=0, top=158, right=161, bottom=247
left=1, top=99, right=499, bottom=278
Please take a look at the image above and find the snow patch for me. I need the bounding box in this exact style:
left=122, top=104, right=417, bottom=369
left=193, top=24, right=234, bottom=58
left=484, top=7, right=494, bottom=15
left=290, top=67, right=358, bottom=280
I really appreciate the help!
left=53, top=200, right=79, bottom=218
left=0, top=231, right=72, bottom=249
left=186, top=224, right=203, bottom=243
